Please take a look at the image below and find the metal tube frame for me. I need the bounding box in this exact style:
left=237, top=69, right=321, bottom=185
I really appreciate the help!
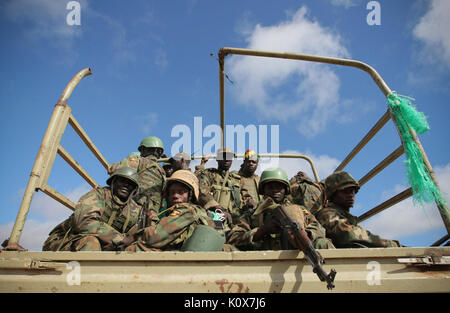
left=217, top=47, right=449, bottom=240
left=5, top=68, right=100, bottom=249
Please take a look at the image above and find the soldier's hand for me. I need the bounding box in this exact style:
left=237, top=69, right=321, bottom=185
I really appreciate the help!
left=243, top=196, right=257, bottom=209
left=200, top=156, right=209, bottom=166
left=253, top=218, right=281, bottom=241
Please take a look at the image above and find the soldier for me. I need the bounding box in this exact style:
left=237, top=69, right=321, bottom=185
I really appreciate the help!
left=196, top=148, right=244, bottom=225
left=162, top=161, right=174, bottom=178
left=236, top=149, right=261, bottom=216
left=42, top=167, right=144, bottom=251
left=110, top=136, right=166, bottom=213
left=123, top=170, right=227, bottom=251
left=170, top=152, right=192, bottom=172
left=227, top=168, right=334, bottom=251
left=316, top=171, right=402, bottom=248
left=288, top=171, right=326, bottom=215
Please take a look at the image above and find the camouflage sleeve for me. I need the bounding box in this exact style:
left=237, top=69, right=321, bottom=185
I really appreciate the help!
left=72, top=188, right=125, bottom=247
left=303, top=212, right=335, bottom=249
left=196, top=171, right=220, bottom=210
left=226, top=221, right=259, bottom=249
left=139, top=206, right=197, bottom=249
left=316, top=209, right=400, bottom=248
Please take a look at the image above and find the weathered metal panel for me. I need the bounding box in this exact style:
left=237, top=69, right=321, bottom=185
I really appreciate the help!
left=0, top=247, right=448, bottom=293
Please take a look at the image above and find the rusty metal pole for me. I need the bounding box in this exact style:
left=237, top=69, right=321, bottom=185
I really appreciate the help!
left=5, top=68, right=92, bottom=250
left=218, top=49, right=226, bottom=150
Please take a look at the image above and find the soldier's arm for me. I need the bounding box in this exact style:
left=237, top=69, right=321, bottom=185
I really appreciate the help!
left=316, top=209, right=399, bottom=248
left=196, top=171, right=221, bottom=210
left=72, top=189, right=125, bottom=247
left=139, top=208, right=196, bottom=249
left=304, top=213, right=335, bottom=249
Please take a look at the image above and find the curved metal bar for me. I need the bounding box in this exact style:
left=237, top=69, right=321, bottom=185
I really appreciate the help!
left=57, top=68, right=92, bottom=105
left=6, top=68, right=92, bottom=249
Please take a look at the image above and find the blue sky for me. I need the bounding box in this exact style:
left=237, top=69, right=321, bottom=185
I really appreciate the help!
left=1, top=0, right=449, bottom=250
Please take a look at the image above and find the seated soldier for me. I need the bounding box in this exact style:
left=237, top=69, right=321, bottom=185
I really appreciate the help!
left=42, top=166, right=144, bottom=251
left=109, top=136, right=166, bottom=214
left=227, top=167, right=334, bottom=251
left=123, top=170, right=229, bottom=252
left=288, top=171, right=326, bottom=215
left=316, top=171, right=402, bottom=248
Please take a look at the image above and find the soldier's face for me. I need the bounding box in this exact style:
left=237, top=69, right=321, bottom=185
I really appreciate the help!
left=263, top=181, right=286, bottom=204
left=163, top=165, right=173, bottom=177
left=167, top=182, right=190, bottom=206
left=140, top=147, right=163, bottom=158
left=217, top=154, right=233, bottom=171
left=113, top=177, right=137, bottom=201
left=244, top=159, right=258, bottom=174
left=333, top=187, right=357, bottom=209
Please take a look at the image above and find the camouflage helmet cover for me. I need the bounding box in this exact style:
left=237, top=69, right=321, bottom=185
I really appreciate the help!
left=139, top=136, right=164, bottom=151
left=324, top=171, right=360, bottom=199
left=106, top=166, right=139, bottom=187
left=164, top=169, right=200, bottom=201
left=244, top=149, right=259, bottom=161
left=258, top=167, right=291, bottom=195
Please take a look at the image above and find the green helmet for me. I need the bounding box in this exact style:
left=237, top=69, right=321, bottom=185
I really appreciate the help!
left=106, top=166, right=139, bottom=187
left=258, top=167, right=291, bottom=195
left=139, top=136, right=164, bottom=151
left=128, top=151, right=141, bottom=158
left=324, top=171, right=360, bottom=199
left=180, top=225, right=225, bottom=252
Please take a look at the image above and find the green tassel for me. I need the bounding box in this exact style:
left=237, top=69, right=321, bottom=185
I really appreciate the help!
left=387, top=92, right=447, bottom=208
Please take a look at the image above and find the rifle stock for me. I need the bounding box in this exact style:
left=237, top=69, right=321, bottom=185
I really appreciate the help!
left=277, top=205, right=337, bottom=290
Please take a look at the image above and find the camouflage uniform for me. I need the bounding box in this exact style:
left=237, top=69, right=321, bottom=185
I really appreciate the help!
left=317, top=171, right=401, bottom=248
left=316, top=202, right=401, bottom=248
left=227, top=197, right=334, bottom=250
left=288, top=171, right=326, bottom=215
left=237, top=167, right=261, bottom=210
left=111, top=154, right=165, bottom=213
left=125, top=170, right=229, bottom=251
left=126, top=203, right=226, bottom=251
left=43, top=187, right=143, bottom=251
left=196, top=168, right=243, bottom=224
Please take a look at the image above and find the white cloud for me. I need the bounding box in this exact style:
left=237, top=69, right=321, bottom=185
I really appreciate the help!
left=3, top=0, right=85, bottom=41
left=0, top=184, right=90, bottom=251
left=361, top=163, right=450, bottom=240
left=228, top=7, right=350, bottom=137
left=413, top=0, right=450, bottom=69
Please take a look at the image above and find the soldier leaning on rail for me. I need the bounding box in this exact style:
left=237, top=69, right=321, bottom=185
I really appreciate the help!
left=195, top=148, right=247, bottom=226
left=123, top=170, right=230, bottom=252
left=109, top=136, right=166, bottom=215
left=42, top=167, right=146, bottom=251
left=288, top=171, right=326, bottom=215
left=316, top=171, right=403, bottom=248
left=227, top=168, right=335, bottom=251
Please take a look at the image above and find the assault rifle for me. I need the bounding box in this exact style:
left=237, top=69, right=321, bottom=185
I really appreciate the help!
left=275, top=205, right=337, bottom=290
